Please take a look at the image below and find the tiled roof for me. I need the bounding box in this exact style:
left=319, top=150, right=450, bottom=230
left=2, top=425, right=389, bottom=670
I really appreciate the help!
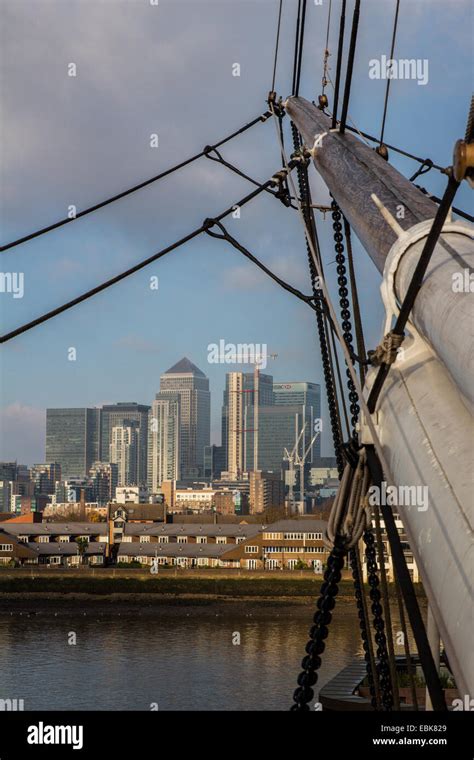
left=4, top=523, right=107, bottom=535
left=262, top=519, right=327, bottom=533
left=123, top=523, right=261, bottom=537
left=118, top=543, right=231, bottom=558
left=26, top=541, right=106, bottom=555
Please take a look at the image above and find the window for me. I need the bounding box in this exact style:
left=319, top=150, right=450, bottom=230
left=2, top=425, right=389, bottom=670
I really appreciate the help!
left=246, top=559, right=258, bottom=569
left=58, top=536, right=70, bottom=543
left=216, top=537, right=227, bottom=544
left=49, top=556, right=61, bottom=565
left=306, top=533, right=322, bottom=541
left=263, top=532, right=281, bottom=540
left=139, top=535, right=150, bottom=543
left=236, top=537, right=246, bottom=544
left=0, top=544, right=13, bottom=552
left=18, top=536, right=28, bottom=543
left=283, top=533, right=304, bottom=540
left=245, top=546, right=259, bottom=554
left=38, top=536, right=50, bottom=543
left=177, top=536, right=188, bottom=543
left=196, top=536, right=207, bottom=544
left=158, top=536, right=169, bottom=543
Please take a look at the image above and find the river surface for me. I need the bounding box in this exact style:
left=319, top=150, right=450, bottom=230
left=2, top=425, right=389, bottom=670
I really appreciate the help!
left=0, top=600, right=415, bottom=711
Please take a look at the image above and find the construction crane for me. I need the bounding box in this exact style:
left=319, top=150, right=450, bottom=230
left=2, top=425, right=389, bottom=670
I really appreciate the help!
left=284, top=419, right=320, bottom=515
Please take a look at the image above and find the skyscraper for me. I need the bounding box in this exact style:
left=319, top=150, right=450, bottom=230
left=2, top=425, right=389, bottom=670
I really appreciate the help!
left=244, top=404, right=306, bottom=475
left=273, top=382, right=321, bottom=460
left=110, top=424, right=140, bottom=487
left=148, top=395, right=180, bottom=491
left=89, top=461, right=118, bottom=504
left=223, top=371, right=273, bottom=479
left=158, top=358, right=210, bottom=479
left=46, top=409, right=101, bottom=479
left=31, top=463, right=62, bottom=495
left=100, top=403, right=150, bottom=485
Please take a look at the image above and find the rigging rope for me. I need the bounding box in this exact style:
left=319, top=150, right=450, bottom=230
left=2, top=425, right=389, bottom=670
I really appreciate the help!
left=339, top=0, right=361, bottom=134
left=0, top=170, right=292, bottom=344
left=271, top=0, right=284, bottom=92
left=379, top=0, right=400, bottom=147
left=203, top=145, right=297, bottom=207
left=321, top=0, right=333, bottom=96
left=203, top=218, right=317, bottom=308
left=294, top=0, right=308, bottom=97
left=291, top=0, right=303, bottom=95
left=373, top=503, right=401, bottom=709
left=331, top=0, right=347, bottom=128
left=1, top=111, right=272, bottom=253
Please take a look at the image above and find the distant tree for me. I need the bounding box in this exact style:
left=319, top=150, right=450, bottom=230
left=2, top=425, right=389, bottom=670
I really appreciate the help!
left=76, top=537, right=88, bottom=565
left=87, top=511, right=101, bottom=523
left=261, top=506, right=286, bottom=525
left=46, top=507, right=80, bottom=523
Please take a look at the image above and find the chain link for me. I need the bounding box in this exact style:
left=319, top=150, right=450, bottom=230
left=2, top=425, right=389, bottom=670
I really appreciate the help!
left=330, top=199, right=360, bottom=436
left=364, top=530, right=394, bottom=710
left=291, top=542, right=346, bottom=711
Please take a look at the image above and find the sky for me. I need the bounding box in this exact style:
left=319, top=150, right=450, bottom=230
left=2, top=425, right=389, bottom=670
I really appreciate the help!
left=0, top=0, right=472, bottom=465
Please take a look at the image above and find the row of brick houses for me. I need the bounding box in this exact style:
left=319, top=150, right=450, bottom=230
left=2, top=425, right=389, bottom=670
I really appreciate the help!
left=0, top=515, right=331, bottom=570
left=116, top=519, right=328, bottom=569
left=0, top=509, right=419, bottom=578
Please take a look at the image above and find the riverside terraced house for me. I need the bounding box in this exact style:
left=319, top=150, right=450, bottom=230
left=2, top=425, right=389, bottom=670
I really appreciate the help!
left=117, top=519, right=330, bottom=569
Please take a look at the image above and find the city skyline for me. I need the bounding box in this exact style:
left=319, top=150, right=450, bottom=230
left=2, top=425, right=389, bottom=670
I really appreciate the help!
left=5, top=355, right=325, bottom=466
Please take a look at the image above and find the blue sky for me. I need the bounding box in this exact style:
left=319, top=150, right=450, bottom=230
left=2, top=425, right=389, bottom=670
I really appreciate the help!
left=1, top=0, right=472, bottom=464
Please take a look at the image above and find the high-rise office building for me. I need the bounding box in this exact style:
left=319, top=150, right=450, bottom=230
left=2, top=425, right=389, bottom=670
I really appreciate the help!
left=223, top=371, right=273, bottom=479
left=273, top=382, right=321, bottom=460
left=203, top=444, right=225, bottom=480
left=89, top=461, right=118, bottom=504
left=148, top=396, right=180, bottom=492
left=158, top=358, right=210, bottom=480
left=100, top=403, right=150, bottom=485
left=244, top=404, right=306, bottom=475
left=46, top=409, right=101, bottom=479
left=110, top=424, right=140, bottom=487
left=31, top=463, right=62, bottom=495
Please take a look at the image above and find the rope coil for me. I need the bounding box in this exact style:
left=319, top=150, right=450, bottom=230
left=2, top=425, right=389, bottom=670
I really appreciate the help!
left=368, top=331, right=404, bottom=367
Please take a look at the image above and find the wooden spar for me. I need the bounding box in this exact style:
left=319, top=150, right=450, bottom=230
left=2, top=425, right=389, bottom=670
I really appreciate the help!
left=285, top=96, right=440, bottom=273
left=286, top=95, right=474, bottom=408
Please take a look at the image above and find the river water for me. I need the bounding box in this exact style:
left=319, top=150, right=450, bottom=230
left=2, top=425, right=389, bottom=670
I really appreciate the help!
left=0, top=599, right=414, bottom=711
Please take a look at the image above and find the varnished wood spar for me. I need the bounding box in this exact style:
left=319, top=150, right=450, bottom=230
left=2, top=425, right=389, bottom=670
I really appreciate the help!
left=286, top=97, right=439, bottom=273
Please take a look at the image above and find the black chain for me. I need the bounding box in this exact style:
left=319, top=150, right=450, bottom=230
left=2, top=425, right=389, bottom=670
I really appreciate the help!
left=364, top=530, right=394, bottom=710
left=350, top=548, right=378, bottom=708
left=291, top=124, right=345, bottom=476
left=330, top=199, right=360, bottom=437
left=291, top=542, right=346, bottom=711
